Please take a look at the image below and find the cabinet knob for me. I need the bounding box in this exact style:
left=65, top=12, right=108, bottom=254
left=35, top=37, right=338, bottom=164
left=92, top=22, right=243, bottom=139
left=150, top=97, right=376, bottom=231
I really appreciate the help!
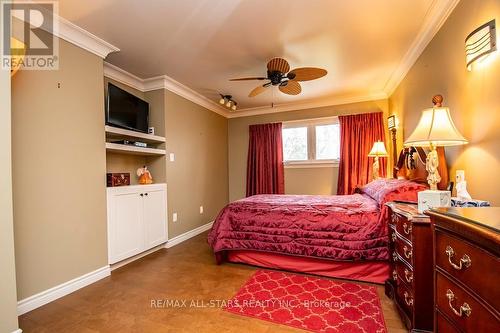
left=140, top=193, right=144, bottom=197
left=145, top=193, right=148, bottom=196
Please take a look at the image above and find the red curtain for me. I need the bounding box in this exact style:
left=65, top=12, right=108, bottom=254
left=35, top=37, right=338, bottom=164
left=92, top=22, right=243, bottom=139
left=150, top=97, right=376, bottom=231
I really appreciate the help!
left=337, top=112, right=387, bottom=195
left=246, top=123, right=285, bottom=196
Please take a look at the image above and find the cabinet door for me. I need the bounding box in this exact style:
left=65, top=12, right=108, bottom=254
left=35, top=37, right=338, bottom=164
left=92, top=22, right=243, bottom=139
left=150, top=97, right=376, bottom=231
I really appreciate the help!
left=143, top=189, right=167, bottom=249
left=108, top=192, right=144, bottom=264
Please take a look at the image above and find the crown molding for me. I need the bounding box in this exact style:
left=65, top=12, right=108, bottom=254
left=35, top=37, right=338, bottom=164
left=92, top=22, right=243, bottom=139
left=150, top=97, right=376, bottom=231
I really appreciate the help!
left=103, top=62, right=230, bottom=117
left=146, top=75, right=230, bottom=117
left=103, top=62, right=145, bottom=91
left=227, top=91, right=388, bottom=118
left=383, top=0, right=460, bottom=96
left=57, top=16, right=120, bottom=59
left=14, top=2, right=119, bottom=59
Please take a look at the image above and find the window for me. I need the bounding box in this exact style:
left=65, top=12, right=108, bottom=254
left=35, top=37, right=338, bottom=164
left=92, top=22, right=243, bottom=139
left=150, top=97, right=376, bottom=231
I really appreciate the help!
left=282, top=127, right=308, bottom=161
left=282, top=118, right=340, bottom=166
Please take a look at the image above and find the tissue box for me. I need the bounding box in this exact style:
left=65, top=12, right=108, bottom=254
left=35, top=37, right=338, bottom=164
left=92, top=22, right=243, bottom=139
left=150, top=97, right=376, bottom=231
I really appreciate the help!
left=451, top=197, right=491, bottom=207
left=418, top=190, right=451, bottom=213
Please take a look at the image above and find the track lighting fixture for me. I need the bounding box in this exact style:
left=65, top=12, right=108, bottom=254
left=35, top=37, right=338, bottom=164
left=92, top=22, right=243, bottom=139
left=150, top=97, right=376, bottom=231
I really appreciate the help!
left=218, top=94, right=238, bottom=111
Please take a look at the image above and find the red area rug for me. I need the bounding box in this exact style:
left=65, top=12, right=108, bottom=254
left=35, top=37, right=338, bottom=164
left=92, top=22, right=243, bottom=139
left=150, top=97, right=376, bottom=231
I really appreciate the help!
left=225, top=270, right=387, bottom=333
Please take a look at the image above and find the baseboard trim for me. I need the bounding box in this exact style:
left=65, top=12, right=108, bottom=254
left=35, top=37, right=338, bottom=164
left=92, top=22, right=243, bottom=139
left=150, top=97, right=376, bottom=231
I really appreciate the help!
left=166, top=221, right=214, bottom=249
left=11, top=329, right=22, bottom=333
left=17, top=266, right=110, bottom=315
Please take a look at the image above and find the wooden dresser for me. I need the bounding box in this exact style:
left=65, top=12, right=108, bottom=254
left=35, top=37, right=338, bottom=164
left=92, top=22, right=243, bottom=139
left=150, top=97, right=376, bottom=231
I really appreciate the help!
left=427, top=207, right=500, bottom=333
left=385, top=202, right=434, bottom=332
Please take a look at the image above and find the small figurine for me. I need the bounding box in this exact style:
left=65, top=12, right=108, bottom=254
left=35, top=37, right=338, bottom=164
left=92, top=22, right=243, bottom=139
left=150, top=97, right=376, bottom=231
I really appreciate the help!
left=137, top=165, right=153, bottom=185
left=455, top=170, right=471, bottom=200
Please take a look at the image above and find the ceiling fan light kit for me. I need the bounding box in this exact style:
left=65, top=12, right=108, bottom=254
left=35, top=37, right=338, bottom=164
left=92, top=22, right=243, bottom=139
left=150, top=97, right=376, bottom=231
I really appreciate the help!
left=230, top=57, right=327, bottom=98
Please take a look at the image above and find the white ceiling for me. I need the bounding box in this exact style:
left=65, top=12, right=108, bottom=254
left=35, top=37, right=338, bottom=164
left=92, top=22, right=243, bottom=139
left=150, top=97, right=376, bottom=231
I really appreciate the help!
left=58, top=0, right=451, bottom=112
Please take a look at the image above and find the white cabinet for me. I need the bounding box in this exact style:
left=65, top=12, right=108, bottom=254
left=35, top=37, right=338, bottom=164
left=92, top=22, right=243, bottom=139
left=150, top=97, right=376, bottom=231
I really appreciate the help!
left=107, top=184, right=167, bottom=264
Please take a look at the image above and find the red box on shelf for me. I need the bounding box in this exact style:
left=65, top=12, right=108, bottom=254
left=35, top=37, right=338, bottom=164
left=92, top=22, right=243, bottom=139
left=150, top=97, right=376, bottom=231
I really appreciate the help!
left=106, top=173, right=130, bottom=187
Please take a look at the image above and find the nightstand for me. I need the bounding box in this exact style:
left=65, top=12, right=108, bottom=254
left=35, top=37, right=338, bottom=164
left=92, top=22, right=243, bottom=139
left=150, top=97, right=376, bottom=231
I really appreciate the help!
left=385, top=202, right=434, bottom=332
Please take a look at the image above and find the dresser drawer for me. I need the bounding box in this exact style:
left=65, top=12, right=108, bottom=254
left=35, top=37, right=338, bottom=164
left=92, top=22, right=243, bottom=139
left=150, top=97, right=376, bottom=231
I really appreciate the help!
left=395, top=237, right=413, bottom=267
left=436, top=310, right=460, bottom=333
left=396, top=279, right=414, bottom=317
left=395, top=215, right=412, bottom=242
left=436, top=271, right=499, bottom=333
left=436, top=230, right=500, bottom=309
left=396, top=258, right=414, bottom=288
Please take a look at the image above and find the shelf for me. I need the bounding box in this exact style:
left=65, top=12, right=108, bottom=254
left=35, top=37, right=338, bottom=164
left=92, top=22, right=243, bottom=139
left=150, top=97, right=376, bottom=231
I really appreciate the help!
left=105, top=125, right=166, bottom=144
left=105, top=142, right=166, bottom=156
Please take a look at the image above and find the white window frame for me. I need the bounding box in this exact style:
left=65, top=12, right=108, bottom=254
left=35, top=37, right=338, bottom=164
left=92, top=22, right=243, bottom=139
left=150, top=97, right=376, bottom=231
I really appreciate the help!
left=282, top=117, right=340, bottom=168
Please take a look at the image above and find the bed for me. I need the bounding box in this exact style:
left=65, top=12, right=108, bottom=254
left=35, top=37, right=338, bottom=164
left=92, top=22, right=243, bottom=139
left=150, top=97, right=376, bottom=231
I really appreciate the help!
left=208, top=147, right=446, bottom=284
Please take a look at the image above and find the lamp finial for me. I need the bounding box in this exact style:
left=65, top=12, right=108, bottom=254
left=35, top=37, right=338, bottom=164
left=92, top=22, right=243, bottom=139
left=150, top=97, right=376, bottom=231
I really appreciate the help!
left=432, top=94, right=443, bottom=107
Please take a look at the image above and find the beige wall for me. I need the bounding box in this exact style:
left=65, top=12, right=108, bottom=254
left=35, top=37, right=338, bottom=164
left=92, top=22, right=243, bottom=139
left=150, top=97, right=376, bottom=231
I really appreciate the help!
left=390, top=0, right=500, bottom=205
left=1, top=59, right=20, bottom=332
left=11, top=39, right=108, bottom=299
left=228, top=100, right=389, bottom=201
left=164, top=91, right=229, bottom=237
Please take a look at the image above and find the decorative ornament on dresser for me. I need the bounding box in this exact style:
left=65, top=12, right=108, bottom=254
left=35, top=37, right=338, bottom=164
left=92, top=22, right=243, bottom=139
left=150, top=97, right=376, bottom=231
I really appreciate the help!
left=404, top=95, right=468, bottom=212
left=452, top=170, right=491, bottom=207
left=137, top=165, right=153, bottom=184
left=368, top=141, right=388, bottom=180
left=455, top=170, right=472, bottom=200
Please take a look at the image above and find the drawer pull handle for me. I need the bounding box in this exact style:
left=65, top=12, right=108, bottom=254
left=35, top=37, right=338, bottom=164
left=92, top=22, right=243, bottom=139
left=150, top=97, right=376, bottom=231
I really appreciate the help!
left=392, top=252, right=398, bottom=262
left=391, top=232, right=396, bottom=241
left=445, top=246, right=471, bottom=270
left=403, top=291, right=414, bottom=307
left=392, top=269, right=398, bottom=281
left=403, top=246, right=412, bottom=260
left=404, top=269, right=413, bottom=283
left=446, top=289, right=472, bottom=317
left=403, top=223, right=412, bottom=235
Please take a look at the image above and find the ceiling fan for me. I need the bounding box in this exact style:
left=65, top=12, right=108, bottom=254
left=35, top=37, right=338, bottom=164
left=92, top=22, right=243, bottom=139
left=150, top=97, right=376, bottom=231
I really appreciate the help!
left=230, top=57, right=327, bottom=97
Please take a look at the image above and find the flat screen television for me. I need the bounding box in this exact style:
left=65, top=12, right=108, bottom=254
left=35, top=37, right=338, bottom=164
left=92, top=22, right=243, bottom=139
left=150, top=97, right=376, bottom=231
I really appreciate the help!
left=106, top=83, right=149, bottom=133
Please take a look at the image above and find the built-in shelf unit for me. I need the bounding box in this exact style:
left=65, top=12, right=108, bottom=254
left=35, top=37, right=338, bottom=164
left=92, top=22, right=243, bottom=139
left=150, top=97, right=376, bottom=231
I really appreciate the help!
left=105, top=125, right=166, bottom=144
left=103, top=79, right=169, bottom=267
left=105, top=142, right=166, bottom=156
left=105, top=125, right=166, bottom=156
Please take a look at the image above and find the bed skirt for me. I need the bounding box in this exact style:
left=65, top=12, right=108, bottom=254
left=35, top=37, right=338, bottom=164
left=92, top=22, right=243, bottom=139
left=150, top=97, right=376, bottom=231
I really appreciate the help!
left=226, top=250, right=389, bottom=284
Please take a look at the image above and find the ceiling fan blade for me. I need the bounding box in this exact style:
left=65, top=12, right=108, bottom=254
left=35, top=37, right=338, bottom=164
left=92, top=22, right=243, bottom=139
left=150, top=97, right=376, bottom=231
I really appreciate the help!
left=248, top=85, right=269, bottom=97
left=279, top=80, right=301, bottom=95
left=267, top=57, right=290, bottom=73
left=288, top=67, right=327, bottom=81
left=229, top=77, right=267, bottom=81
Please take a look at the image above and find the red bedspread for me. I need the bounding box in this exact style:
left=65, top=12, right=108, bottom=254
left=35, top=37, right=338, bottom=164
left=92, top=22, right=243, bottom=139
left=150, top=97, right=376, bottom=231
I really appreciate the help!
left=208, top=193, right=386, bottom=262
left=208, top=179, right=426, bottom=263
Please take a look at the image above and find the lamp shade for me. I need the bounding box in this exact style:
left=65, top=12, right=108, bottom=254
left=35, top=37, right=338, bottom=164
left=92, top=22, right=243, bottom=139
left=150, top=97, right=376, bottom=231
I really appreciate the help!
left=405, top=107, right=468, bottom=147
left=368, top=141, right=388, bottom=157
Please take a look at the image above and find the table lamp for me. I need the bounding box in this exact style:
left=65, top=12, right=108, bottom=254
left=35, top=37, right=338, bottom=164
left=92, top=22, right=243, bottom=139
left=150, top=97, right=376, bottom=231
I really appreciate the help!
left=368, top=141, right=388, bottom=180
left=404, top=95, right=468, bottom=212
